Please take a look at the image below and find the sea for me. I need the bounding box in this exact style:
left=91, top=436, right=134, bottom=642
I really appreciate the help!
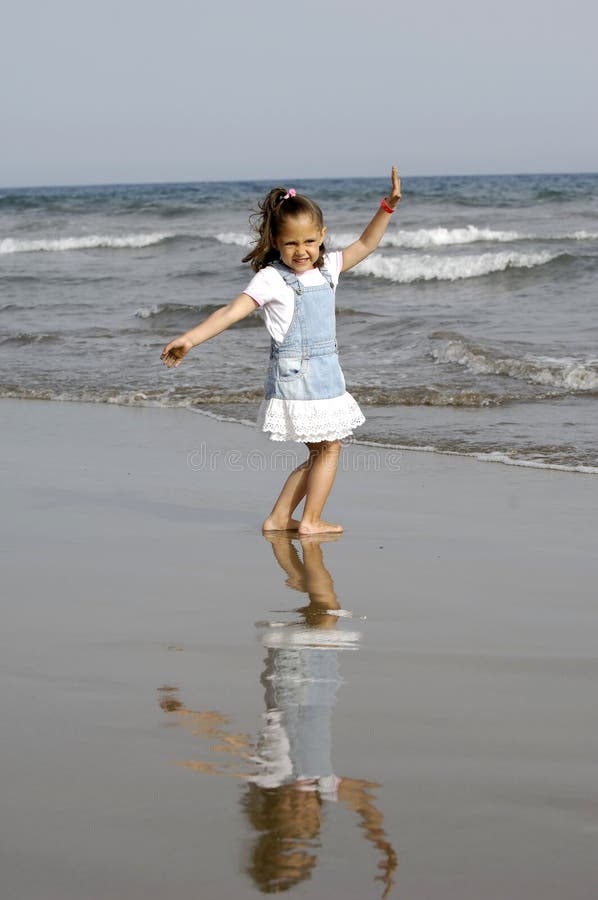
left=1, top=173, right=597, bottom=473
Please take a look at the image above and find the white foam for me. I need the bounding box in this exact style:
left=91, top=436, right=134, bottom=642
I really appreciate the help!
left=215, top=231, right=252, bottom=248
left=433, top=339, right=598, bottom=391
left=0, top=233, right=172, bottom=254
left=354, top=250, right=560, bottom=283
left=135, top=305, right=160, bottom=319
left=331, top=226, right=598, bottom=250
left=331, top=225, right=523, bottom=249
left=395, top=226, right=523, bottom=247
left=471, top=451, right=598, bottom=474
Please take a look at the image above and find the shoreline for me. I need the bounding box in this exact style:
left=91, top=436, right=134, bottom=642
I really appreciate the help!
left=4, top=393, right=598, bottom=475
left=188, top=404, right=598, bottom=476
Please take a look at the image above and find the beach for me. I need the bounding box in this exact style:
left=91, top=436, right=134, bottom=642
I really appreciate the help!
left=2, top=396, right=597, bottom=899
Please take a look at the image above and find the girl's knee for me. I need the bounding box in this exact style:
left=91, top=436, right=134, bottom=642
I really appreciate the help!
left=307, top=439, right=342, bottom=456
left=322, top=440, right=342, bottom=456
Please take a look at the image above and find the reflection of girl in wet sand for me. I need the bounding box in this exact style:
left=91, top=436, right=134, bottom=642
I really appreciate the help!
left=158, top=535, right=397, bottom=896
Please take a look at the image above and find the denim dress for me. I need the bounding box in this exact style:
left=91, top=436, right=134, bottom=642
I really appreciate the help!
left=258, top=260, right=365, bottom=443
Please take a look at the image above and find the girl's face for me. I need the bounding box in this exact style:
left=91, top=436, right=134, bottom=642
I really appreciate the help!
left=274, top=213, right=327, bottom=273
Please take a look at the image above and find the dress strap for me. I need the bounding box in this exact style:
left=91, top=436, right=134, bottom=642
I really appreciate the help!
left=271, top=259, right=334, bottom=294
left=271, top=259, right=303, bottom=294
left=320, top=265, right=334, bottom=289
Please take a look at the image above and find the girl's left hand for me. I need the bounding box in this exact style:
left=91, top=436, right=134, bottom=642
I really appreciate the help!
left=385, top=166, right=402, bottom=209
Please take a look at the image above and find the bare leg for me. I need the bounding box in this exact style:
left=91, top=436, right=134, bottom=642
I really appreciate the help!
left=299, top=440, right=343, bottom=535
left=263, top=440, right=344, bottom=534
left=262, top=458, right=310, bottom=531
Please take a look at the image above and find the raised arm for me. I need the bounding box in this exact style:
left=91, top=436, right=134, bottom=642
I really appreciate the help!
left=160, top=293, right=258, bottom=368
left=340, top=167, right=402, bottom=273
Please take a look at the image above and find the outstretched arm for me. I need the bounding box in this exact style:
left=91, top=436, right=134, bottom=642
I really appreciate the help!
left=160, top=293, right=258, bottom=368
left=341, top=167, right=402, bottom=273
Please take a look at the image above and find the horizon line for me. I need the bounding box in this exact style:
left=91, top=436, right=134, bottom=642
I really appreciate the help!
left=2, top=170, right=598, bottom=192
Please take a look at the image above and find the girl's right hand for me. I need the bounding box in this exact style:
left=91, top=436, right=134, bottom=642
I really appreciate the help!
left=160, top=335, right=193, bottom=368
left=386, top=165, right=402, bottom=209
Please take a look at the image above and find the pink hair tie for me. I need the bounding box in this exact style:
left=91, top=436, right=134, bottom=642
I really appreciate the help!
left=283, top=188, right=296, bottom=199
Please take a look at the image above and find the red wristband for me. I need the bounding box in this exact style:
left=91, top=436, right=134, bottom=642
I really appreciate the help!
left=380, top=198, right=395, bottom=214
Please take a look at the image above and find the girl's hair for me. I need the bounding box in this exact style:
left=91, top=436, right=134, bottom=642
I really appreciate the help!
left=242, top=187, right=326, bottom=272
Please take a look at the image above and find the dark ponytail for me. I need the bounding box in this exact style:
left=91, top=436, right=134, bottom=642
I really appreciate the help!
left=242, top=187, right=326, bottom=272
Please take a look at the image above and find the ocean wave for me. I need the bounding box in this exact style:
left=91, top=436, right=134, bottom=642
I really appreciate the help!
left=569, top=230, right=598, bottom=241
left=332, top=226, right=522, bottom=248
left=0, top=233, right=174, bottom=254
left=333, top=226, right=598, bottom=249
left=135, top=302, right=210, bottom=319
left=351, top=385, right=508, bottom=407
left=431, top=335, right=598, bottom=391
left=353, top=250, right=563, bottom=283
left=0, top=332, right=62, bottom=345
left=215, top=231, right=252, bottom=248
left=0, top=384, right=263, bottom=406
left=134, top=302, right=264, bottom=328
left=0, top=377, right=531, bottom=410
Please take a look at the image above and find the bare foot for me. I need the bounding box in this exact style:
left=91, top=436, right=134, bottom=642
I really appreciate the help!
left=298, top=520, right=344, bottom=536
left=262, top=516, right=302, bottom=532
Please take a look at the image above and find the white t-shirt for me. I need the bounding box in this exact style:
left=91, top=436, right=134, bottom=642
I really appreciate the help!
left=243, top=251, right=343, bottom=344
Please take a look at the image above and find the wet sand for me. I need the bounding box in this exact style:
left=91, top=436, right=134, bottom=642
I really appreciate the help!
left=1, top=398, right=597, bottom=899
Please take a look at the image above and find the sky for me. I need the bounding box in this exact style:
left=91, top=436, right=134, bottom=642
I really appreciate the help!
left=1, top=0, right=597, bottom=186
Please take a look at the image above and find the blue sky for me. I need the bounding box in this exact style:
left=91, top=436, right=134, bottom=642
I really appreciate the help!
left=2, top=0, right=597, bottom=186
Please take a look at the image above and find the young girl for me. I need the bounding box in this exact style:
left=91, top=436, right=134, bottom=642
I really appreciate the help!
left=161, top=168, right=402, bottom=535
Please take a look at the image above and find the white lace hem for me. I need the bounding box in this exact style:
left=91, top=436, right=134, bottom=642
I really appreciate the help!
left=257, top=392, right=365, bottom=443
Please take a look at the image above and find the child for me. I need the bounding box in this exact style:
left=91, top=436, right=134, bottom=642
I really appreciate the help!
left=161, top=168, right=402, bottom=535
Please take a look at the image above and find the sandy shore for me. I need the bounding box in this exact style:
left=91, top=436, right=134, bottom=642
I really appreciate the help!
left=2, top=398, right=597, bottom=900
